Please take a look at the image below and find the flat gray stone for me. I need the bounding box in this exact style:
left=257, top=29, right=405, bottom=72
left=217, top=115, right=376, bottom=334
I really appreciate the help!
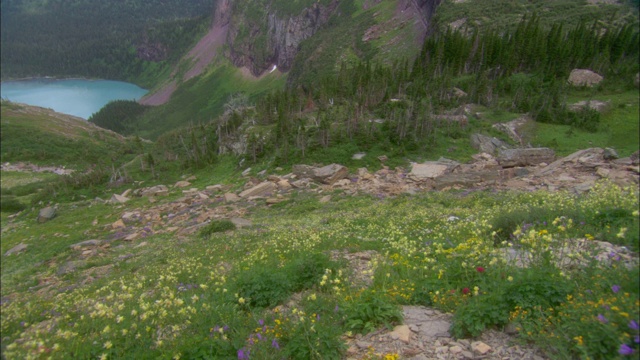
left=5, top=243, right=28, bottom=256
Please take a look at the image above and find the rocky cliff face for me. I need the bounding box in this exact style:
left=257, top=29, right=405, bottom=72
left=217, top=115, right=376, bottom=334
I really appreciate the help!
left=225, top=0, right=339, bottom=76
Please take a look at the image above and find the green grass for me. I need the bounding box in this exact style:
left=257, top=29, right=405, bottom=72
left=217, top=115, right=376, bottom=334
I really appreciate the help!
left=434, top=0, right=639, bottom=32
left=136, top=61, right=286, bottom=140
left=0, top=101, right=140, bottom=170
left=1, top=175, right=637, bottom=359
left=532, top=89, right=640, bottom=156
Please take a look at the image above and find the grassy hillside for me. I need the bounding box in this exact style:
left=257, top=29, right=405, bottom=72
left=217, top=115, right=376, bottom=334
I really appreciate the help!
left=0, top=101, right=140, bottom=169
left=1, top=170, right=637, bottom=359
left=135, top=61, right=287, bottom=140
left=434, top=0, right=639, bottom=31
left=0, top=101, right=149, bottom=212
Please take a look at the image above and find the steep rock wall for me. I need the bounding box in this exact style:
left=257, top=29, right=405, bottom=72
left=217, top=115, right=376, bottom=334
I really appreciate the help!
left=225, top=0, right=339, bottom=76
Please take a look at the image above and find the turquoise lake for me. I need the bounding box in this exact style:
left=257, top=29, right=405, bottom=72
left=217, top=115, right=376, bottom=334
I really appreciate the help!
left=0, top=79, right=148, bottom=119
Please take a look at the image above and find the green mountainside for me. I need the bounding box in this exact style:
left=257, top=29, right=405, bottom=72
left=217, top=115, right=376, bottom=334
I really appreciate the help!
left=0, top=0, right=216, bottom=86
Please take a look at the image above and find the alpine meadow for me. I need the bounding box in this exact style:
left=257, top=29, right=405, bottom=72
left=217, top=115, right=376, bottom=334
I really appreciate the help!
left=1, top=1, right=639, bottom=359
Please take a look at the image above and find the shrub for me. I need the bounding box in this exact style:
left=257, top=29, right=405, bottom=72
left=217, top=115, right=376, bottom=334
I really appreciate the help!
left=200, top=219, right=236, bottom=237
left=343, top=290, right=403, bottom=334
left=0, top=196, right=26, bottom=213
left=235, top=266, right=293, bottom=308
left=286, top=253, right=334, bottom=292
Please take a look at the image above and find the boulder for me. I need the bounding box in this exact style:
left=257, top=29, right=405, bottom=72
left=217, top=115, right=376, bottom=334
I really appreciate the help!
left=470, top=134, right=510, bottom=155
left=603, top=147, right=619, bottom=160
left=174, top=180, right=191, bottom=188
left=410, top=162, right=451, bottom=179
left=492, top=116, right=531, bottom=146
left=568, top=69, right=603, bottom=87
left=140, top=185, right=169, bottom=197
left=497, top=148, right=555, bottom=168
left=70, top=240, right=102, bottom=249
left=389, top=325, right=412, bottom=344
left=57, top=260, right=86, bottom=276
left=109, top=194, right=130, bottom=204
left=536, top=148, right=604, bottom=176
left=292, top=164, right=316, bottom=179
left=238, top=181, right=277, bottom=198
left=277, top=180, right=292, bottom=190
left=224, top=193, right=241, bottom=202
left=121, top=211, right=140, bottom=224
left=206, top=184, right=223, bottom=192
left=37, top=206, right=57, bottom=223
left=312, top=164, right=349, bottom=185
left=5, top=243, right=28, bottom=256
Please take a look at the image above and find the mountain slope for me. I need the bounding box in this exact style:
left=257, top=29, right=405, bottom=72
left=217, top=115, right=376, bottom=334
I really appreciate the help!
left=0, top=101, right=139, bottom=169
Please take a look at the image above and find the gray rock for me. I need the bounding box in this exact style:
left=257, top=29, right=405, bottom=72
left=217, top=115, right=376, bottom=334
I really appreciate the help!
left=568, top=69, right=603, bottom=87
left=70, top=240, right=102, bottom=249
left=57, top=260, right=86, bottom=276
left=174, top=180, right=191, bottom=188
left=109, top=194, right=130, bottom=204
left=224, top=193, right=241, bottom=202
left=312, top=164, right=349, bottom=185
left=410, top=162, right=451, bottom=179
left=603, top=147, right=619, bottom=160
left=498, top=148, right=555, bottom=168
left=5, top=243, right=28, bottom=256
left=470, top=133, right=510, bottom=155
left=139, top=185, right=169, bottom=197
left=292, top=164, right=316, bottom=179
left=352, top=152, right=366, bottom=160
left=206, top=184, right=223, bottom=192
left=37, top=206, right=57, bottom=223
left=238, top=181, right=277, bottom=198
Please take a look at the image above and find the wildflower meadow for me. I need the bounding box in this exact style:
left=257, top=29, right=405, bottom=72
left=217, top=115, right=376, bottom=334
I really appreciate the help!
left=1, top=180, right=638, bottom=359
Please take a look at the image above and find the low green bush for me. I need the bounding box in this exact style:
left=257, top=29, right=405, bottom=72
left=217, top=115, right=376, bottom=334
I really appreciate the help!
left=343, top=289, right=403, bottom=334
left=0, top=196, right=26, bottom=213
left=200, top=219, right=236, bottom=237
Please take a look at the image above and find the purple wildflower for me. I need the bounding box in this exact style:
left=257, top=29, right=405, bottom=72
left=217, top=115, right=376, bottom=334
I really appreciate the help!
left=597, top=314, right=608, bottom=324
left=635, top=335, right=640, bottom=344
left=629, top=320, right=639, bottom=331
left=612, top=285, right=621, bottom=293
left=238, top=348, right=249, bottom=360
left=272, top=339, right=280, bottom=349
left=223, top=325, right=229, bottom=332
left=619, top=344, right=635, bottom=356
left=258, top=319, right=264, bottom=326
left=334, top=305, right=339, bottom=313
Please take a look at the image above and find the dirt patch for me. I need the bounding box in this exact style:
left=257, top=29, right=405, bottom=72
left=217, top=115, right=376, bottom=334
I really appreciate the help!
left=184, top=24, right=229, bottom=81
left=139, top=81, right=177, bottom=106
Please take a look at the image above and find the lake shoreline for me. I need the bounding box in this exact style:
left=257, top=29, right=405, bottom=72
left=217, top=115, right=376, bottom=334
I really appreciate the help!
left=1, top=79, right=149, bottom=119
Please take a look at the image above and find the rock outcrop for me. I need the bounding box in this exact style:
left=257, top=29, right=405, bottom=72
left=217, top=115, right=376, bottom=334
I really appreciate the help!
left=226, top=1, right=339, bottom=76
left=497, top=148, right=555, bottom=168
left=568, top=69, right=603, bottom=87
